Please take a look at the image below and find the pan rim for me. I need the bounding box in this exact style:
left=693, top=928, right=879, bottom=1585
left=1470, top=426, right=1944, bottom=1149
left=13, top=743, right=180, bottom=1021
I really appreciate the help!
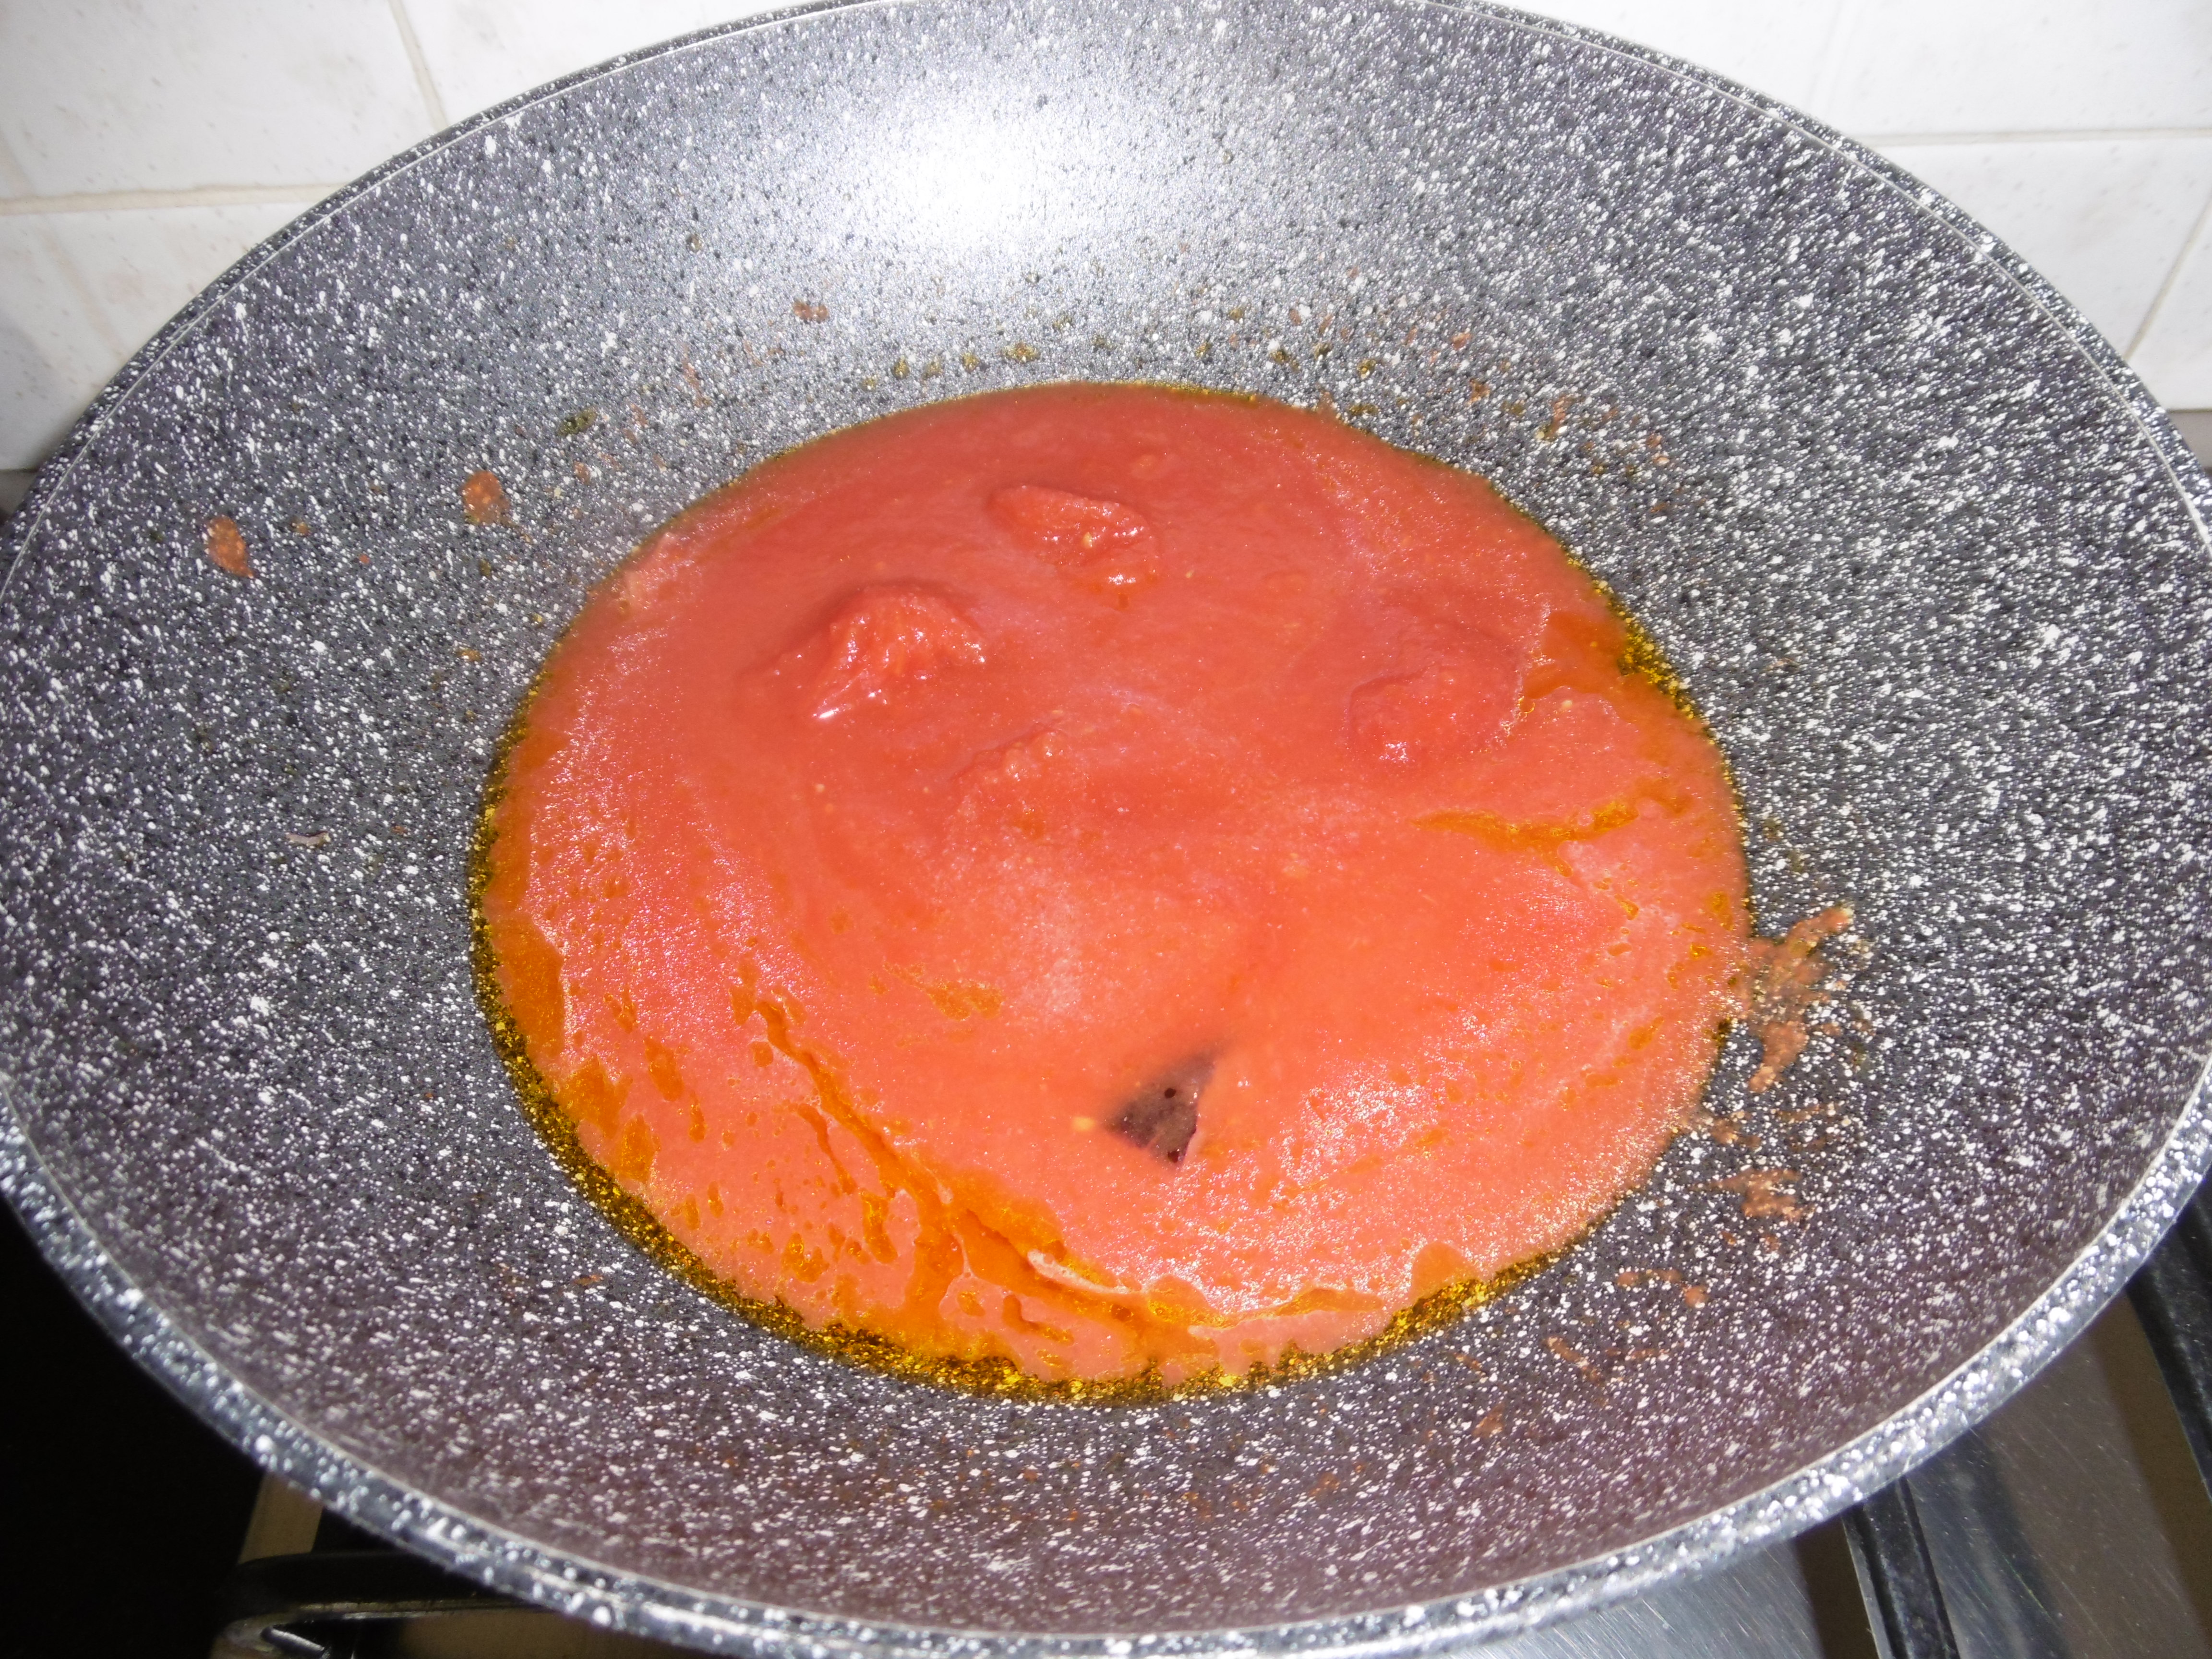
left=5, top=0, right=2212, bottom=1648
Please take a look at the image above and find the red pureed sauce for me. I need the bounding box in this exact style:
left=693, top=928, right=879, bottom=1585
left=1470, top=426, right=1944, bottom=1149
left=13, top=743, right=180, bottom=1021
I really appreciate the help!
left=476, top=384, right=1750, bottom=1393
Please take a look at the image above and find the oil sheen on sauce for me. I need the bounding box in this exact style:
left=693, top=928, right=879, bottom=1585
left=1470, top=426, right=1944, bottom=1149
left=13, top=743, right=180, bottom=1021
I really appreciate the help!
left=475, top=383, right=1751, bottom=1396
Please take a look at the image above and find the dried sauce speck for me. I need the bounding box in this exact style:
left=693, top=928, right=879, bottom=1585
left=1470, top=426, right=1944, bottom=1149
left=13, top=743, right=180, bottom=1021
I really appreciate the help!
left=204, top=516, right=253, bottom=578
left=461, top=470, right=512, bottom=527
left=1745, top=905, right=1855, bottom=1092
left=1712, top=1168, right=1810, bottom=1224
left=793, top=299, right=830, bottom=323
left=1698, top=1112, right=1760, bottom=1147
left=1545, top=1336, right=1598, bottom=1381
left=1776, top=1100, right=1839, bottom=1125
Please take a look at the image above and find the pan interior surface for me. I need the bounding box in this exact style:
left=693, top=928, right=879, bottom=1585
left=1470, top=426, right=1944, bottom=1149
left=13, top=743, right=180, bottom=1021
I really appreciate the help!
left=4, top=0, right=2212, bottom=1648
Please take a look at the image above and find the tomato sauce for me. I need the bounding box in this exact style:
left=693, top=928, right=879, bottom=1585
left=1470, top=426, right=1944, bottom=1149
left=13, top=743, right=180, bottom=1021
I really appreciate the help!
left=477, top=384, right=1750, bottom=1390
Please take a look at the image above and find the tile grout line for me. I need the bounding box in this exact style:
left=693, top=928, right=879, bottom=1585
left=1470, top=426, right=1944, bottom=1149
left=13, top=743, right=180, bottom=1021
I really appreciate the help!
left=2128, top=183, right=2212, bottom=361
left=0, top=185, right=347, bottom=217
left=386, top=0, right=451, bottom=132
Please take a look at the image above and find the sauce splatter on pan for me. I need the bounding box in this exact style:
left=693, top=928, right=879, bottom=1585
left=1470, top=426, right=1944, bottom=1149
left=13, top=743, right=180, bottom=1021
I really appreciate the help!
left=461, top=469, right=512, bottom=527
left=204, top=516, right=253, bottom=578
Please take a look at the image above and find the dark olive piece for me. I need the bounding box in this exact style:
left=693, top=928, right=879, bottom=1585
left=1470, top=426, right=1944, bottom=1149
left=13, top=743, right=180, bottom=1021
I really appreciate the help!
left=1109, top=1057, right=1213, bottom=1163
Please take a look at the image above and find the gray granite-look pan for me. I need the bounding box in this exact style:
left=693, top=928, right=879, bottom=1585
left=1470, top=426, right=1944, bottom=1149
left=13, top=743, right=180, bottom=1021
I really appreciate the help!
left=5, top=0, right=2212, bottom=1652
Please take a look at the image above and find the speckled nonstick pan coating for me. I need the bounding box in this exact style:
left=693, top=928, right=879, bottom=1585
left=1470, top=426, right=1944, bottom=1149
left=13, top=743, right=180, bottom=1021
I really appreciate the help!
left=6, top=0, right=2212, bottom=1651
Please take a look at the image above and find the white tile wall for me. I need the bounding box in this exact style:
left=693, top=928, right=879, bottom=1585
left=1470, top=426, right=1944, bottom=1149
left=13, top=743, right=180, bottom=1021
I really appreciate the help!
left=0, top=216, right=122, bottom=464
left=1812, top=0, right=2212, bottom=137
left=1873, top=138, right=2212, bottom=354
left=48, top=202, right=308, bottom=360
left=402, top=0, right=780, bottom=127
left=2, top=0, right=2209, bottom=471
left=0, top=0, right=436, bottom=197
left=1512, top=0, right=1849, bottom=112
left=2135, top=220, right=2212, bottom=408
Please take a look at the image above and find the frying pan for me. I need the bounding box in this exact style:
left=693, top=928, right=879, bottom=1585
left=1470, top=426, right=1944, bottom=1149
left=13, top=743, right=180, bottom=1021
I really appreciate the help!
left=6, top=0, right=2212, bottom=1650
